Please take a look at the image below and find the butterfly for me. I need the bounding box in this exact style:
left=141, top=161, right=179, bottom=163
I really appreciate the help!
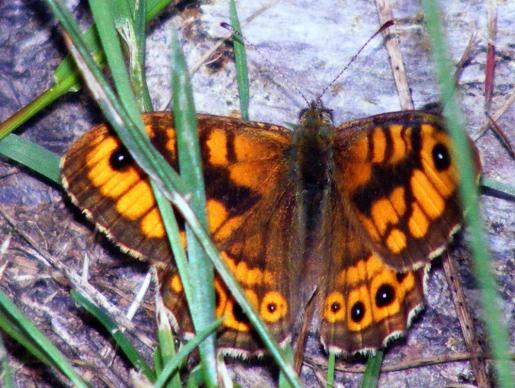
left=61, top=100, right=481, bottom=356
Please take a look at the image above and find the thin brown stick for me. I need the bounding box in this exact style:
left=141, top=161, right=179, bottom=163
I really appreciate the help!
left=485, top=113, right=514, bottom=158
left=454, top=33, right=478, bottom=85
left=475, top=89, right=515, bottom=139
left=443, top=252, right=491, bottom=387
left=375, top=0, right=414, bottom=110
left=484, top=0, right=498, bottom=111
left=304, top=351, right=506, bottom=374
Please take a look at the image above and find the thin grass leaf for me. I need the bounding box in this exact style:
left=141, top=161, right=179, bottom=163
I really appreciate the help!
left=229, top=0, right=250, bottom=120
left=154, top=319, right=222, bottom=388
left=0, top=134, right=60, bottom=184
left=0, top=333, right=14, bottom=388
left=186, top=363, right=204, bottom=388
left=70, top=290, right=156, bottom=382
left=154, top=255, right=182, bottom=388
left=89, top=0, right=143, bottom=127
left=326, top=351, right=336, bottom=388
left=126, top=0, right=154, bottom=111
left=0, top=78, right=76, bottom=141
left=0, top=0, right=173, bottom=139
left=0, top=310, right=55, bottom=367
left=481, top=178, right=515, bottom=198
left=278, top=345, right=294, bottom=388
left=171, top=27, right=218, bottom=387
left=359, top=350, right=383, bottom=388
left=153, top=348, right=163, bottom=375
left=421, top=1, right=512, bottom=386
left=0, top=289, right=87, bottom=387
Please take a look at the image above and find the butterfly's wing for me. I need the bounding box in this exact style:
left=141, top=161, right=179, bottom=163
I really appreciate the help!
left=333, top=111, right=480, bottom=271
left=319, top=111, right=480, bottom=354
left=61, top=112, right=301, bottom=354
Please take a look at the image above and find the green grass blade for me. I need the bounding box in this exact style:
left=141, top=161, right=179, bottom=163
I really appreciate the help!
left=0, top=0, right=172, bottom=139
left=0, top=309, right=55, bottom=367
left=422, top=1, right=512, bottom=386
left=88, top=0, right=143, bottom=127
left=154, top=319, right=222, bottom=388
left=0, top=134, right=60, bottom=184
left=70, top=290, right=155, bottom=381
left=481, top=178, right=515, bottom=198
left=0, top=77, right=76, bottom=140
left=171, top=27, right=218, bottom=387
left=0, top=289, right=87, bottom=387
left=229, top=0, right=250, bottom=120
left=0, top=333, right=14, bottom=388
left=359, top=351, right=383, bottom=388
left=278, top=345, right=294, bottom=388
left=155, top=280, right=182, bottom=388
left=326, top=351, right=335, bottom=388
left=186, top=365, right=203, bottom=388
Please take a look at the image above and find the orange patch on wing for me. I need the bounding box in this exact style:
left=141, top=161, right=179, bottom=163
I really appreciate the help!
left=408, top=202, right=429, bottom=238
left=206, top=129, right=229, bottom=166
left=140, top=207, right=165, bottom=238
left=170, top=274, right=183, bottom=293
left=390, top=186, right=406, bottom=216
left=115, top=180, right=154, bottom=220
left=365, top=255, right=384, bottom=278
left=346, top=258, right=367, bottom=286
left=86, top=137, right=119, bottom=167
left=387, top=124, right=406, bottom=163
left=346, top=162, right=372, bottom=192
left=371, top=127, right=387, bottom=163
left=165, top=129, right=176, bottom=155
left=386, top=228, right=407, bottom=254
left=411, top=169, right=445, bottom=219
left=96, top=166, right=140, bottom=198
left=206, top=199, right=229, bottom=233
left=371, top=198, right=399, bottom=235
left=213, top=214, right=244, bottom=241
left=214, top=278, right=228, bottom=318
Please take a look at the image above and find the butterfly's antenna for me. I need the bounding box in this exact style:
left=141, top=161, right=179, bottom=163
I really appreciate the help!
left=220, top=22, right=311, bottom=107
left=317, top=20, right=395, bottom=102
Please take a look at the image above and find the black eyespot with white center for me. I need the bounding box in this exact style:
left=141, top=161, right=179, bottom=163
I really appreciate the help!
left=331, top=302, right=341, bottom=313
left=375, top=284, right=395, bottom=308
left=351, top=301, right=365, bottom=322
left=432, top=143, right=451, bottom=171
left=109, top=146, right=133, bottom=171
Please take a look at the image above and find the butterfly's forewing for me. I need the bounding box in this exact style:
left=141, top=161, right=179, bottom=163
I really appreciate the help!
left=62, top=112, right=301, bottom=354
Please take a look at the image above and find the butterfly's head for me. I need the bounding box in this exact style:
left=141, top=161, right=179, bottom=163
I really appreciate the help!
left=296, top=100, right=334, bottom=140
left=299, top=100, right=333, bottom=127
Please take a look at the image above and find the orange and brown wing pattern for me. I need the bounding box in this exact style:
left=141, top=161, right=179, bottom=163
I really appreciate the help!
left=318, top=191, right=426, bottom=354
left=61, top=112, right=299, bottom=353
left=333, top=112, right=481, bottom=271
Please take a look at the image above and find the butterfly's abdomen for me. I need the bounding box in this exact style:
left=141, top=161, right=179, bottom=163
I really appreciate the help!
left=293, top=128, right=334, bottom=239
